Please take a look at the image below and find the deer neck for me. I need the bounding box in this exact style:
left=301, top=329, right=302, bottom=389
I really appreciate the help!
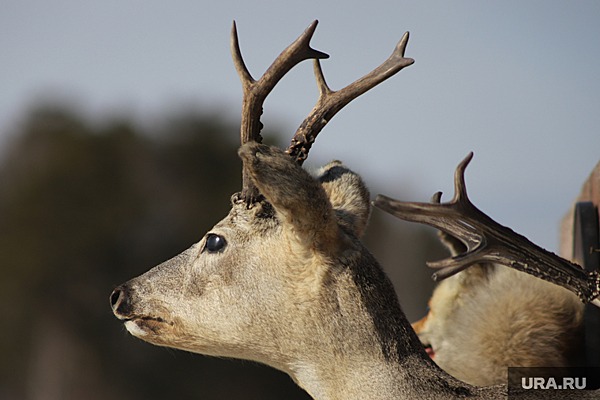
left=288, top=351, right=498, bottom=400
left=276, top=248, right=476, bottom=400
left=289, top=353, right=431, bottom=400
left=284, top=312, right=481, bottom=400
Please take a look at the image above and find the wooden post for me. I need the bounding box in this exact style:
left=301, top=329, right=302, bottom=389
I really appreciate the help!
left=560, top=161, right=600, bottom=260
left=560, top=161, right=600, bottom=367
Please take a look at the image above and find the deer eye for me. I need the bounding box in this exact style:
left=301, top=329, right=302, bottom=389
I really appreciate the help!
left=204, top=233, right=227, bottom=253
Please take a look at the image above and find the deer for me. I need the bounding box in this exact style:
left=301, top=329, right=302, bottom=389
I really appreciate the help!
left=374, top=153, right=599, bottom=386
left=109, top=21, right=598, bottom=399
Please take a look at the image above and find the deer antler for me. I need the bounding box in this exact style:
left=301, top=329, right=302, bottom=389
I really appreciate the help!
left=374, top=152, right=600, bottom=307
left=286, top=32, right=414, bottom=164
left=231, top=20, right=329, bottom=203
left=232, top=21, right=415, bottom=204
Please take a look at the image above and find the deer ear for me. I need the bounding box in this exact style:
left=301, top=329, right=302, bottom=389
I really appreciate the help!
left=316, top=161, right=371, bottom=238
left=238, top=143, right=341, bottom=253
left=437, top=230, right=467, bottom=257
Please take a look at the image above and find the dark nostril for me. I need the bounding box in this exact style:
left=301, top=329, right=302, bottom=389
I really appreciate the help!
left=110, top=285, right=134, bottom=318
left=110, top=287, right=123, bottom=309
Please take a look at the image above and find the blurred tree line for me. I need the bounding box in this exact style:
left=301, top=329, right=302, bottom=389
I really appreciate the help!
left=0, top=104, right=444, bottom=400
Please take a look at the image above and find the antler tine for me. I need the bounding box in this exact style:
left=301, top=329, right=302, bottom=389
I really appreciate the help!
left=452, top=151, right=473, bottom=203
left=231, top=20, right=329, bottom=203
left=230, top=21, right=254, bottom=90
left=286, top=32, right=415, bottom=164
left=374, top=153, right=600, bottom=306
left=313, top=58, right=333, bottom=97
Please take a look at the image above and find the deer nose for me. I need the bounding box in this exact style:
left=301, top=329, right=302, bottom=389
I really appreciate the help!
left=110, top=285, right=133, bottom=318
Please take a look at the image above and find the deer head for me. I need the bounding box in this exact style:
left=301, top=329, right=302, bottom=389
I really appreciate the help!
left=110, top=21, right=438, bottom=399
left=110, top=142, right=379, bottom=364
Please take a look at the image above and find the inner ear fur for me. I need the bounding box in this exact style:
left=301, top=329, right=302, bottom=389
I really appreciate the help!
left=238, top=143, right=341, bottom=254
left=315, top=161, right=371, bottom=238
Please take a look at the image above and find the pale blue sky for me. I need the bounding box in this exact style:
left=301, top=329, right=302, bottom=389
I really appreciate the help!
left=2, top=1, right=599, bottom=251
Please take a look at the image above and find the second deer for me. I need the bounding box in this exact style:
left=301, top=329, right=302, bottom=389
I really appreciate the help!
left=375, top=153, right=598, bottom=386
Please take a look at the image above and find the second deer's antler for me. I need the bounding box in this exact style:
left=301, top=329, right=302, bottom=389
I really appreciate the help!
left=374, top=152, right=600, bottom=307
